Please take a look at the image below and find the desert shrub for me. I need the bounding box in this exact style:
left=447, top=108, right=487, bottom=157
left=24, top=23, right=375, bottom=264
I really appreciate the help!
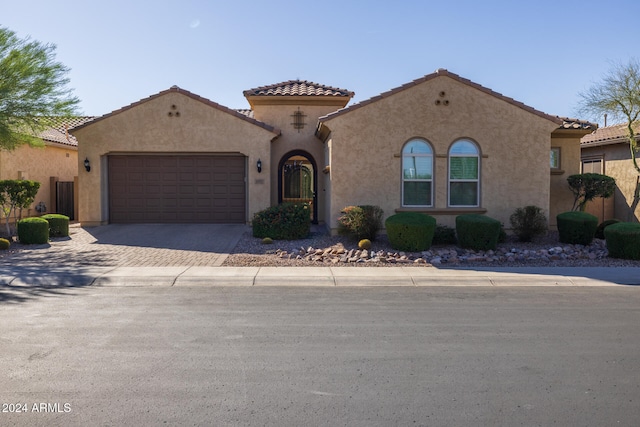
left=595, top=219, right=621, bottom=239
left=17, top=217, right=49, bottom=244
left=604, top=222, right=640, bottom=260
left=556, top=211, right=598, bottom=245
left=261, top=237, right=273, bottom=244
left=337, top=205, right=383, bottom=240
left=509, top=205, right=547, bottom=242
left=455, top=214, right=501, bottom=251
left=567, top=173, right=616, bottom=211
left=0, top=238, right=10, bottom=250
left=41, top=214, right=70, bottom=237
left=432, top=224, right=457, bottom=245
left=252, top=203, right=310, bottom=240
left=385, top=212, right=436, bottom=252
left=358, top=239, right=372, bottom=250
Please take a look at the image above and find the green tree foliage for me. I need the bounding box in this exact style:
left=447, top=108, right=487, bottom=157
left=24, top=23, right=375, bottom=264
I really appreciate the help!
left=567, top=173, right=616, bottom=212
left=0, top=179, right=40, bottom=236
left=578, top=59, right=640, bottom=174
left=0, top=26, right=79, bottom=150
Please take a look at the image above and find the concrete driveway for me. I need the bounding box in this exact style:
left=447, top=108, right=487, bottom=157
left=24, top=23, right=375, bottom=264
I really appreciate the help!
left=0, top=223, right=248, bottom=268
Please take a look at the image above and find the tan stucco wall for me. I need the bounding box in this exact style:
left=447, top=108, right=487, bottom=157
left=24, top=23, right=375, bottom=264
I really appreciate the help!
left=251, top=100, right=348, bottom=224
left=322, top=76, right=561, bottom=233
left=550, top=134, right=583, bottom=228
left=582, top=143, right=640, bottom=222
left=0, top=143, right=78, bottom=217
left=73, top=91, right=277, bottom=225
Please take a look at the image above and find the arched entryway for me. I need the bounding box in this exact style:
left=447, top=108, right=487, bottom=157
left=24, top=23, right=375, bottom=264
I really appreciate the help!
left=278, top=151, right=318, bottom=223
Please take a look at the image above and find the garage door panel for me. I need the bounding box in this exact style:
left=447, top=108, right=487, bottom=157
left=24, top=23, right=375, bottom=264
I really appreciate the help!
left=109, top=155, right=246, bottom=223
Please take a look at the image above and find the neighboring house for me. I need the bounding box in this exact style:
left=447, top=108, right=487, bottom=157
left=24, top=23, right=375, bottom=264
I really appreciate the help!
left=71, top=69, right=595, bottom=232
left=581, top=122, right=640, bottom=222
left=0, top=117, right=94, bottom=220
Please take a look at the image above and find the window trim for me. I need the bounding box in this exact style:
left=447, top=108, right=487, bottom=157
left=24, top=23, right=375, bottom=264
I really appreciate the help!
left=401, top=138, right=434, bottom=207
left=550, top=147, right=561, bottom=170
left=448, top=139, right=480, bottom=207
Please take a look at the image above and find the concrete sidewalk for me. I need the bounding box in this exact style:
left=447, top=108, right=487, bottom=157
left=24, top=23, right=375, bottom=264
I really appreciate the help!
left=1, top=265, right=639, bottom=288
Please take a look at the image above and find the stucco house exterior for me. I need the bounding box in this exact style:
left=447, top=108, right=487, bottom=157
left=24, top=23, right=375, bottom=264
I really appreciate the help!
left=72, top=69, right=594, bottom=232
left=0, top=117, right=93, bottom=221
left=581, top=122, right=640, bottom=222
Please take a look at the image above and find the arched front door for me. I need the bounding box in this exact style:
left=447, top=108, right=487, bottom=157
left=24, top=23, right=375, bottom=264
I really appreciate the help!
left=278, top=151, right=317, bottom=223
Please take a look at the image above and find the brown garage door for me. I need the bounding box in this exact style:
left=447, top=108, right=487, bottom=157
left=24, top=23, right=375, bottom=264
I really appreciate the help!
left=108, top=155, right=246, bottom=223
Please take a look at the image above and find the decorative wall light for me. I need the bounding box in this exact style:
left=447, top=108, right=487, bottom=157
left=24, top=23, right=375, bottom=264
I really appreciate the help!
left=257, top=159, right=262, bottom=173
left=84, top=158, right=91, bottom=172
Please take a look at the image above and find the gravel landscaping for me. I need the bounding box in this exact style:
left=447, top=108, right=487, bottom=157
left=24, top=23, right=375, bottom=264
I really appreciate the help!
left=224, top=227, right=640, bottom=268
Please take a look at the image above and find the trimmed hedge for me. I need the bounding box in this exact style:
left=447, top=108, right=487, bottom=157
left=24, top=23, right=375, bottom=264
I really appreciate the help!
left=595, top=219, right=621, bottom=240
left=604, top=222, right=640, bottom=260
left=385, top=212, right=436, bottom=252
left=252, top=203, right=311, bottom=240
left=456, top=214, right=501, bottom=251
left=556, top=211, right=598, bottom=245
left=17, top=217, right=49, bottom=244
left=42, top=214, right=70, bottom=237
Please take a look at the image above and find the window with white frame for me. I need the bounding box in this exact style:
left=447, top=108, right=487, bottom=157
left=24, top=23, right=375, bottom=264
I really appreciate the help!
left=449, top=139, right=479, bottom=206
left=402, top=139, right=433, bottom=206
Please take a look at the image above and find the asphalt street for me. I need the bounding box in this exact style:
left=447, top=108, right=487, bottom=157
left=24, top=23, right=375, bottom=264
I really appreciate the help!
left=2, top=285, right=640, bottom=426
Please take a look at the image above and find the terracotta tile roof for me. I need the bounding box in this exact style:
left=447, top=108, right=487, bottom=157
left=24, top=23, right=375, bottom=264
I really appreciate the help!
left=581, top=121, right=640, bottom=146
left=243, top=80, right=354, bottom=98
left=35, top=116, right=97, bottom=147
left=236, top=109, right=254, bottom=119
left=318, top=68, right=597, bottom=131
left=70, top=86, right=280, bottom=135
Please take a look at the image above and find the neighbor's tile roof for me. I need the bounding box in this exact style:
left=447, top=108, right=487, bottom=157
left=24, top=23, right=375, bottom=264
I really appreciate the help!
left=243, top=80, right=354, bottom=98
left=36, top=116, right=97, bottom=147
left=581, top=122, right=640, bottom=146
left=319, top=68, right=597, bottom=131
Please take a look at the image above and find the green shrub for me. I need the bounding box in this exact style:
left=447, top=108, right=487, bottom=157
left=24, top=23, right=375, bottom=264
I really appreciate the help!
left=509, top=205, right=547, bottom=242
left=0, top=238, right=10, bottom=250
left=337, top=205, right=383, bottom=240
left=358, top=239, right=372, bottom=250
left=17, top=217, right=49, bottom=244
left=432, top=224, right=457, bottom=245
left=41, top=214, right=70, bottom=237
left=385, top=212, right=436, bottom=252
left=595, top=219, right=621, bottom=240
left=252, top=203, right=310, bottom=240
left=455, top=214, right=501, bottom=251
left=261, top=237, right=273, bottom=244
left=604, top=222, right=640, bottom=260
left=556, top=211, right=598, bottom=245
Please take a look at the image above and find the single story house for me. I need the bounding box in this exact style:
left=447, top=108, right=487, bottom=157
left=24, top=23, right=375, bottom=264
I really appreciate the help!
left=72, top=69, right=595, bottom=232
left=0, top=117, right=94, bottom=221
left=581, top=122, right=640, bottom=222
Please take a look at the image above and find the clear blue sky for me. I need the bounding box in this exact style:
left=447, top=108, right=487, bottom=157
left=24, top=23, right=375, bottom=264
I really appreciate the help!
left=3, top=0, right=638, bottom=125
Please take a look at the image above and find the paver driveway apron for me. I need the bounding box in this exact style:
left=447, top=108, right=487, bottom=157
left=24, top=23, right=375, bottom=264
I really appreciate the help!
left=0, top=224, right=248, bottom=268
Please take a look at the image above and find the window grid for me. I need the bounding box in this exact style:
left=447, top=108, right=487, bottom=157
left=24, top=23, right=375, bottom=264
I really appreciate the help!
left=448, top=140, right=480, bottom=207
left=402, top=140, right=433, bottom=207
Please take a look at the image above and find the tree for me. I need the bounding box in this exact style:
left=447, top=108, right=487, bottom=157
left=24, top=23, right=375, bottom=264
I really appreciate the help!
left=0, top=27, right=79, bottom=150
left=567, top=173, right=616, bottom=212
left=0, top=180, right=40, bottom=237
left=578, top=59, right=640, bottom=174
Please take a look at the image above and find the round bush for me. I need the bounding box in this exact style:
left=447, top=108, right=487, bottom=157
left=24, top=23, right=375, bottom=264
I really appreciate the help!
left=261, top=237, right=274, bottom=244
left=595, top=219, right=621, bottom=240
left=556, top=211, right=598, bottom=245
left=358, top=239, right=372, bottom=250
left=41, top=213, right=70, bottom=237
left=385, top=213, right=436, bottom=252
left=17, top=217, right=50, bottom=244
left=604, top=222, right=640, bottom=260
left=0, top=238, right=10, bottom=250
left=455, top=214, right=501, bottom=251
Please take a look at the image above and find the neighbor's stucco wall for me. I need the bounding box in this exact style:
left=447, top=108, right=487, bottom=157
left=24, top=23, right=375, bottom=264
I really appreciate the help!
left=73, top=91, right=276, bottom=226
left=322, top=76, right=561, bottom=233
left=550, top=134, right=583, bottom=228
left=0, top=143, right=78, bottom=217
left=582, top=142, right=640, bottom=222
left=251, top=100, right=348, bottom=224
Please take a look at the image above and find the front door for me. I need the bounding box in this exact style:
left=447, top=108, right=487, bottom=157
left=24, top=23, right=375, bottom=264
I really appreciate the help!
left=279, top=151, right=317, bottom=223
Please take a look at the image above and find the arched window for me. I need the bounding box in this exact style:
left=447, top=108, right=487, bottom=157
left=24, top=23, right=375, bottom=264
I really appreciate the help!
left=402, top=139, right=433, bottom=206
left=449, top=139, right=480, bottom=206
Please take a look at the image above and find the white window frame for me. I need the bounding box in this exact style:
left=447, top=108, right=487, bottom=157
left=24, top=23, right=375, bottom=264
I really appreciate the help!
left=402, top=139, right=434, bottom=207
left=448, top=139, right=480, bottom=207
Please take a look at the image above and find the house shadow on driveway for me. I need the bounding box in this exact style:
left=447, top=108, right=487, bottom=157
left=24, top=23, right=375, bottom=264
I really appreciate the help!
left=84, top=224, right=248, bottom=253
